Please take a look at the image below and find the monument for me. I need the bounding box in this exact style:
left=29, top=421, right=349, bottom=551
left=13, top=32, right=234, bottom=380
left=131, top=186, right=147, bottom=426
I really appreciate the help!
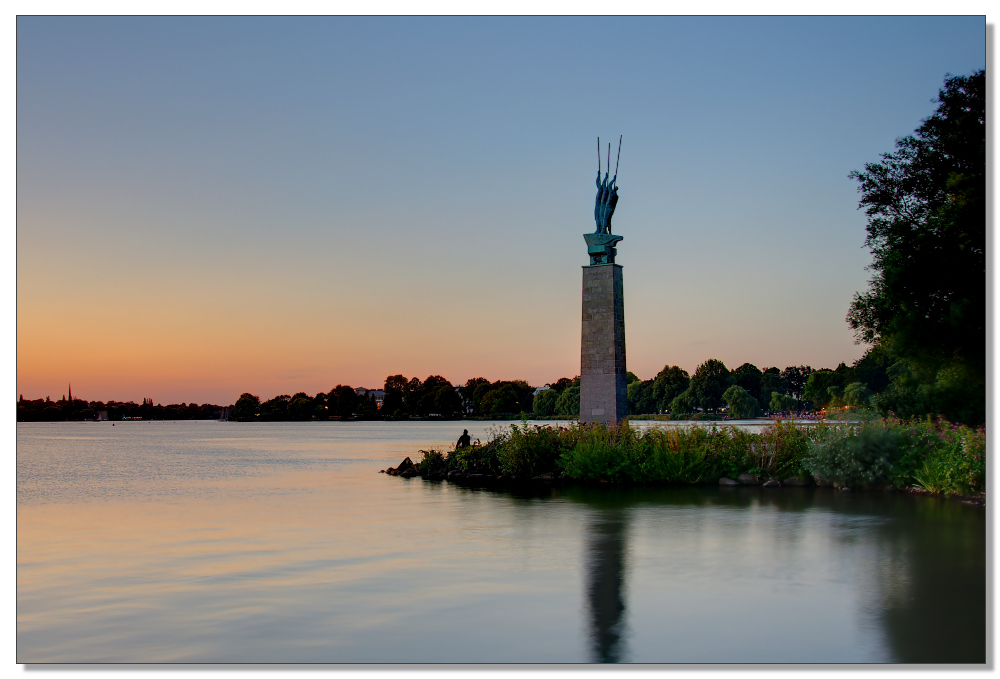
left=580, top=137, right=628, bottom=425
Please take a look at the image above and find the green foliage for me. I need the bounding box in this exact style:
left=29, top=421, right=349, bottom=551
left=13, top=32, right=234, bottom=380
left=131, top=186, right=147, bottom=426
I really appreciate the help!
left=760, top=368, right=789, bottom=401
left=415, top=449, right=448, bottom=474
left=559, top=420, right=818, bottom=483
left=910, top=420, right=985, bottom=496
left=722, top=385, right=760, bottom=419
left=627, top=379, right=658, bottom=414
left=780, top=366, right=813, bottom=400
left=497, top=422, right=568, bottom=477
left=848, top=70, right=985, bottom=425
left=689, top=359, right=735, bottom=412
left=803, top=370, right=845, bottom=409
left=769, top=392, right=797, bottom=411
left=404, top=417, right=984, bottom=495
left=669, top=388, right=693, bottom=414
left=533, top=388, right=559, bottom=416
left=843, top=382, right=874, bottom=408
left=803, top=423, right=908, bottom=489
left=231, top=393, right=260, bottom=422
left=555, top=379, right=581, bottom=416
left=651, top=365, right=690, bottom=412
left=731, top=363, right=764, bottom=403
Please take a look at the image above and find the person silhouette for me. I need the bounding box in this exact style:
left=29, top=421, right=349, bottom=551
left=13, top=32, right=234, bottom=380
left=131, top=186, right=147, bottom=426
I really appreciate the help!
left=456, top=429, right=471, bottom=449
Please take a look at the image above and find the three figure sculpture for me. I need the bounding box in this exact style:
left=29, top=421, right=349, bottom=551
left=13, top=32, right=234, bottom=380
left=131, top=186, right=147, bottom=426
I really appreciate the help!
left=594, top=136, right=621, bottom=234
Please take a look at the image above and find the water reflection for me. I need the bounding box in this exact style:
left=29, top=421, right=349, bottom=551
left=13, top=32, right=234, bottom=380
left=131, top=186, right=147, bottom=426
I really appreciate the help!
left=585, top=509, right=628, bottom=663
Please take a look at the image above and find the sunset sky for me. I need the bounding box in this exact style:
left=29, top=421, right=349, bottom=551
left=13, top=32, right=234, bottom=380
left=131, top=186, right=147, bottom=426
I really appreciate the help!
left=16, top=16, right=986, bottom=405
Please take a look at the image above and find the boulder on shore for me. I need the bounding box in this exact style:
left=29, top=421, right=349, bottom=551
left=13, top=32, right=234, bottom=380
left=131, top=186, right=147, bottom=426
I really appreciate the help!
left=384, top=456, right=415, bottom=476
left=737, top=473, right=761, bottom=486
left=532, top=472, right=555, bottom=481
left=719, top=477, right=739, bottom=486
left=761, top=479, right=781, bottom=488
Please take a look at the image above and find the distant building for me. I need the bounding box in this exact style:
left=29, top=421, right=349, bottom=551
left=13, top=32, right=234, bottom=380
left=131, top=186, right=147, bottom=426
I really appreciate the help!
left=354, top=388, right=386, bottom=409
left=96, top=411, right=108, bottom=421
left=533, top=384, right=552, bottom=396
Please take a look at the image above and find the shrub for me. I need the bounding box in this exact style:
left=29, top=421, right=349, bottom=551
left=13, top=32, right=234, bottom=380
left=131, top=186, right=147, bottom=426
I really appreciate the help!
left=497, top=422, right=568, bottom=477
left=802, top=423, right=907, bottom=488
left=911, top=421, right=985, bottom=495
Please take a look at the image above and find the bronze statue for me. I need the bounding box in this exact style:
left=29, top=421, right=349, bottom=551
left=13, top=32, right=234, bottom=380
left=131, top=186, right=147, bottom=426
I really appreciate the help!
left=594, top=137, right=621, bottom=234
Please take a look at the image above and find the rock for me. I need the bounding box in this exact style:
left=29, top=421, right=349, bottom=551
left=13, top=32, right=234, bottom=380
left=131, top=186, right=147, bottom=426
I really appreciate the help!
left=532, top=472, right=554, bottom=481
left=719, top=477, right=739, bottom=486
left=395, top=457, right=414, bottom=472
left=447, top=470, right=465, bottom=480
left=840, top=486, right=852, bottom=492
left=761, top=480, right=781, bottom=488
left=378, top=469, right=386, bottom=474
left=466, top=473, right=484, bottom=481
left=737, top=473, right=761, bottom=486
left=782, top=477, right=810, bottom=486
left=399, top=468, right=419, bottom=478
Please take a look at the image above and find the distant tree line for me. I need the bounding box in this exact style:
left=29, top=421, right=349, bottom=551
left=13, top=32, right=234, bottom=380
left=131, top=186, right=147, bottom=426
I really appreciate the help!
left=229, top=375, right=541, bottom=422
left=16, top=395, right=226, bottom=422
left=625, top=347, right=892, bottom=419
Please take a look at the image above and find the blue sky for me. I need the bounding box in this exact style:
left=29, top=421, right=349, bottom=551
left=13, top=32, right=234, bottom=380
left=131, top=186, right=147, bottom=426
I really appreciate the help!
left=16, top=16, right=986, bottom=403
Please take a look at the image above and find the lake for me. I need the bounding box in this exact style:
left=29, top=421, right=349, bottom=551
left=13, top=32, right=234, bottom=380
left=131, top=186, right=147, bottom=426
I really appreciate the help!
left=16, top=420, right=986, bottom=663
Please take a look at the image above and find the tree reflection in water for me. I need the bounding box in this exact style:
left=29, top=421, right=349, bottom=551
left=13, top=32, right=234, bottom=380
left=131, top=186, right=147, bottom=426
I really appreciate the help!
left=585, top=508, right=628, bottom=663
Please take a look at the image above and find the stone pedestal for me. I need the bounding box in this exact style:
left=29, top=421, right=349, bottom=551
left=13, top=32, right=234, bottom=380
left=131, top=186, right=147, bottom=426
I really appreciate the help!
left=580, top=263, right=627, bottom=425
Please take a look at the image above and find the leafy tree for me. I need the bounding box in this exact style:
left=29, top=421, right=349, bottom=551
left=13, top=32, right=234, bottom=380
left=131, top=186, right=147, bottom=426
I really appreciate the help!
left=769, top=392, right=798, bottom=412
left=669, top=388, right=693, bottom=414
left=627, top=379, right=657, bottom=414
left=843, top=382, right=875, bottom=408
left=780, top=366, right=813, bottom=400
left=722, top=385, right=760, bottom=419
left=403, top=377, right=423, bottom=415
left=260, top=394, right=291, bottom=421
left=650, top=365, right=690, bottom=412
left=803, top=370, right=845, bottom=409
left=481, top=384, right=518, bottom=414
left=555, top=379, right=581, bottom=416
left=231, top=393, right=260, bottom=421
left=551, top=377, right=576, bottom=393
left=287, top=392, right=314, bottom=421
left=760, top=368, right=788, bottom=400
left=533, top=388, right=559, bottom=416
left=459, top=377, right=489, bottom=414
left=689, top=359, right=734, bottom=412
left=845, top=347, right=892, bottom=394
left=626, top=371, right=641, bottom=385
left=431, top=385, right=462, bottom=417
left=383, top=374, right=408, bottom=416
left=731, top=363, right=763, bottom=403
left=328, top=385, right=357, bottom=419
left=847, top=70, right=984, bottom=424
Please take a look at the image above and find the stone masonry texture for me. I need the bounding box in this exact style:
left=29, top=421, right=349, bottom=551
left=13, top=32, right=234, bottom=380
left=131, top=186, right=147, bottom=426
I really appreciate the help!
left=580, top=264, right=628, bottom=424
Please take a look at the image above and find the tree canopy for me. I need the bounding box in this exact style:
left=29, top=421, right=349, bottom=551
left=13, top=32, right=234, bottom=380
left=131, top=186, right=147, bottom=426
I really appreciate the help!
left=847, top=70, right=985, bottom=424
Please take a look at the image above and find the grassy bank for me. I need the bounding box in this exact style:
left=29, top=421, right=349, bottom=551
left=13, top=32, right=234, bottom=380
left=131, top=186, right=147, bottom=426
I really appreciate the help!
left=409, top=417, right=984, bottom=497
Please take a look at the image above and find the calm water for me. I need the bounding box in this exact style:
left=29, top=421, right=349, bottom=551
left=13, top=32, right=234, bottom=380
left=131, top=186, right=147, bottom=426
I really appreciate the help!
left=17, top=421, right=985, bottom=663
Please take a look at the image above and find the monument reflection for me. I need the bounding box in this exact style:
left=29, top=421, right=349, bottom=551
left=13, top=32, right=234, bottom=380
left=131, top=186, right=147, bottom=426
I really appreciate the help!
left=584, top=508, right=629, bottom=663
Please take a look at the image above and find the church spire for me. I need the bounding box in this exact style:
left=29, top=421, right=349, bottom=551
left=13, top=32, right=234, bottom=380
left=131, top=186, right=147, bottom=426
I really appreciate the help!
left=68, top=384, right=72, bottom=403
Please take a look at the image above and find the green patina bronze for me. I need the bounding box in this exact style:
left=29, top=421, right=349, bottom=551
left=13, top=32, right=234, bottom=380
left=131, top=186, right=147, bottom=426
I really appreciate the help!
left=586, top=136, right=623, bottom=265
left=584, top=232, right=624, bottom=265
